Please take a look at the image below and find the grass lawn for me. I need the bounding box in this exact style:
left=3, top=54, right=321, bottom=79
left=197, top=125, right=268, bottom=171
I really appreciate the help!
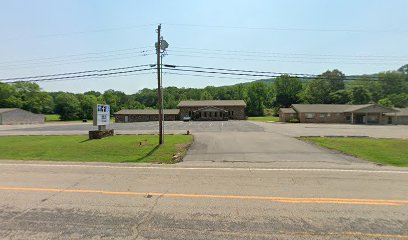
left=0, top=135, right=193, bottom=164
left=45, top=114, right=114, bottom=123
left=45, top=114, right=61, bottom=122
left=248, top=116, right=279, bottom=122
left=304, top=137, right=408, bottom=167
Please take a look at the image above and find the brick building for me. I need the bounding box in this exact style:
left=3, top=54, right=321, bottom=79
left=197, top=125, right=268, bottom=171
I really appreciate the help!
left=279, top=104, right=397, bottom=124
left=0, top=108, right=44, bottom=125
left=114, top=100, right=247, bottom=122
left=384, top=108, right=408, bottom=125
left=115, top=109, right=179, bottom=123
left=178, top=100, right=246, bottom=120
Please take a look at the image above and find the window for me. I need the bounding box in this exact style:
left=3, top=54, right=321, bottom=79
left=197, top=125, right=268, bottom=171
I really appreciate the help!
left=215, top=112, right=217, bottom=117
left=320, top=113, right=325, bottom=118
left=231, top=111, right=234, bottom=116
left=327, top=113, right=331, bottom=117
left=346, top=116, right=351, bottom=121
left=305, top=113, right=315, bottom=119
left=204, top=112, right=207, bottom=117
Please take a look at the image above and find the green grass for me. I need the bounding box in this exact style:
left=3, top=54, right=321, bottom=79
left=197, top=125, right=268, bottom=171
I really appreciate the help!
left=45, top=114, right=114, bottom=123
left=248, top=116, right=279, bottom=122
left=45, top=114, right=61, bottom=122
left=304, top=137, right=408, bottom=167
left=0, top=135, right=193, bottom=164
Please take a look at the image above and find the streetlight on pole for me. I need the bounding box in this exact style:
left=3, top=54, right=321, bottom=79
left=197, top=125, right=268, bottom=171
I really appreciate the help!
left=155, top=24, right=169, bottom=145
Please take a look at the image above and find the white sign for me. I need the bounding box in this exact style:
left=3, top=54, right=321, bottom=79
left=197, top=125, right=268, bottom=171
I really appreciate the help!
left=93, top=104, right=110, bottom=126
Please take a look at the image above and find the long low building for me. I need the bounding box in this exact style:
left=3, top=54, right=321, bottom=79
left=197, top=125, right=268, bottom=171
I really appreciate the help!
left=279, top=104, right=399, bottom=124
left=114, top=100, right=247, bottom=122
left=384, top=108, right=408, bottom=125
left=115, top=109, right=180, bottom=122
left=0, top=108, right=44, bottom=125
left=178, top=100, right=246, bottom=121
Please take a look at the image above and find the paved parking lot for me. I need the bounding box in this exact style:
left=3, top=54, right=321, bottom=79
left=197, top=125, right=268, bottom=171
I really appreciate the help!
left=1, top=121, right=406, bottom=169
left=0, top=121, right=263, bottom=135
left=254, top=121, right=408, bottom=139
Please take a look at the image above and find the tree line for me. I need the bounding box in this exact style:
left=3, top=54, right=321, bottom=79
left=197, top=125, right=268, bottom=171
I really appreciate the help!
left=1, top=66, right=407, bottom=120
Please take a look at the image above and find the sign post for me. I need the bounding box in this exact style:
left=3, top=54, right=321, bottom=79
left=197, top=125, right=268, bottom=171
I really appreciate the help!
left=89, top=104, right=114, bottom=139
left=93, top=104, right=110, bottom=130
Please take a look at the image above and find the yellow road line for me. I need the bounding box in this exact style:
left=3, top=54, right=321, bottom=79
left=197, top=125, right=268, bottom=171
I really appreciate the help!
left=1, top=187, right=407, bottom=206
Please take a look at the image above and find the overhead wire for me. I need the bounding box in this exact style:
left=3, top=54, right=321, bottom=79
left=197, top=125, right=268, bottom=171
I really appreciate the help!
left=162, top=23, right=408, bottom=33
left=167, top=53, right=405, bottom=65
left=171, top=46, right=408, bottom=59
left=168, top=49, right=408, bottom=62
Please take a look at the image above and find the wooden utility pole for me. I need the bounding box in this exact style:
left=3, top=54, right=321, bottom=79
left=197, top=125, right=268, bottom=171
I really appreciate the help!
left=156, top=24, right=164, bottom=144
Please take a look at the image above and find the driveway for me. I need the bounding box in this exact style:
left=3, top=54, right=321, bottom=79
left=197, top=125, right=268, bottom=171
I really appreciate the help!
left=183, top=121, right=399, bottom=170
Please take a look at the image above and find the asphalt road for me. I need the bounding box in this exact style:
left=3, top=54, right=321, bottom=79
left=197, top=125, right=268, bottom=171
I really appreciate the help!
left=1, top=120, right=407, bottom=138
left=0, top=162, right=407, bottom=240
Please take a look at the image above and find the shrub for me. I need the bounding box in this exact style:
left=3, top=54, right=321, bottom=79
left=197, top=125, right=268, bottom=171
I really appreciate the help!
left=288, top=119, right=300, bottom=123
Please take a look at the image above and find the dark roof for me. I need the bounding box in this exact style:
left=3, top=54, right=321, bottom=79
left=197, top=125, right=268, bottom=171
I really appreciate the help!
left=279, top=108, right=296, bottom=114
left=0, top=108, right=44, bottom=116
left=114, top=109, right=180, bottom=115
left=193, top=106, right=228, bottom=112
left=291, top=104, right=395, bottom=113
left=178, top=100, right=246, bottom=107
left=385, top=108, right=408, bottom=116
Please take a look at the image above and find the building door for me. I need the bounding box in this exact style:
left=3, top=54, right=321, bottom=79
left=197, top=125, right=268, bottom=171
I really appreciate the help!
left=125, top=116, right=129, bottom=123
left=388, top=117, right=392, bottom=124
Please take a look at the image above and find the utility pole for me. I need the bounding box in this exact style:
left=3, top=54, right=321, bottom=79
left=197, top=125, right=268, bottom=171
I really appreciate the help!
left=156, top=24, right=164, bottom=144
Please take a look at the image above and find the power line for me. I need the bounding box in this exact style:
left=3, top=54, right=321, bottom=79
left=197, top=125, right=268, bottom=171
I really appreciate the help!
left=0, top=46, right=152, bottom=65
left=0, top=64, right=152, bottom=81
left=168, top=49, right=408, bottom=62
left=2, top=63, right=400, bottom=85
left=163, top=23, right=408, bottom=33
left=171, top=46, right=408, bottom=59
left=167, top=53, right=406, bottom=65
left=1, top=68, right=153, bottom=83
left=163, top=65, right=387, bottom=81
left=163, top=72, right=260, bottom=81
left=0, top=51, right=154, bottom=70
left=18, top=71, right=155, bottom=84
left=6, top=24, right=157, bottom=41
left=170, top=65, right=315, bottom=77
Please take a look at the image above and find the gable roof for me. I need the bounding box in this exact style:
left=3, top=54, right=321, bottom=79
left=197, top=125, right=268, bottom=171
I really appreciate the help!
left=291, top=104, right=396, bottom=113
left=279, top=108, right=296, bottom=114
left=114, top=109, right=180, bottom=115
left=193, top=106, right=228, bottom=112
left=385, top=108, right=408, bottom=116
left=178, top=100, right=246, bottom=107
left=0, top=108, right=17, bottom=114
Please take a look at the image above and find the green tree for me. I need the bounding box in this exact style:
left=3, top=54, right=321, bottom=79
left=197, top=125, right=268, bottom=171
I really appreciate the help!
left=397, top=64, right=408, bottom=74
left=0, top=83, right=23, bottom=108
left=378, top=98, right=393, bottom=108
left=386, top=93, right=408, bottom=108
left=319, top=69, right=346, bottom=92
left=200, top=91, right=213, bottom=100
left=350, top=86, right=371, bottom=104
left=246, top=82, right=269, bottom=116
left=77, top=94, right=98, bottom=119
left=301, top=79, right=331, bottom=104
left=378, top=72, right=407, bottom=97
left=329, top=90, right=351, bottom=104
left=54, top=92, right=81, bottom=121
left=274, top=75, right=302, bottom=107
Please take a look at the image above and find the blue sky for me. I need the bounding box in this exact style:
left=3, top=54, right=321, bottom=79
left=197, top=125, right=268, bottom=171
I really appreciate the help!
left=1, top=0, right=407, bottom=93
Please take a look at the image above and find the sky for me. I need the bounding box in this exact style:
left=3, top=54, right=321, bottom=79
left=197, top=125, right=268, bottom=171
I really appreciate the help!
left=1, top=0, right=407, bottom=94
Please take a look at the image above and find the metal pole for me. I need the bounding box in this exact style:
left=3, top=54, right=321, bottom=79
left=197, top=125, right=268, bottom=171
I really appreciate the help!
left=160, top=52, right=164, bottom=141
left=156, top=24, right=163, bottom=144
